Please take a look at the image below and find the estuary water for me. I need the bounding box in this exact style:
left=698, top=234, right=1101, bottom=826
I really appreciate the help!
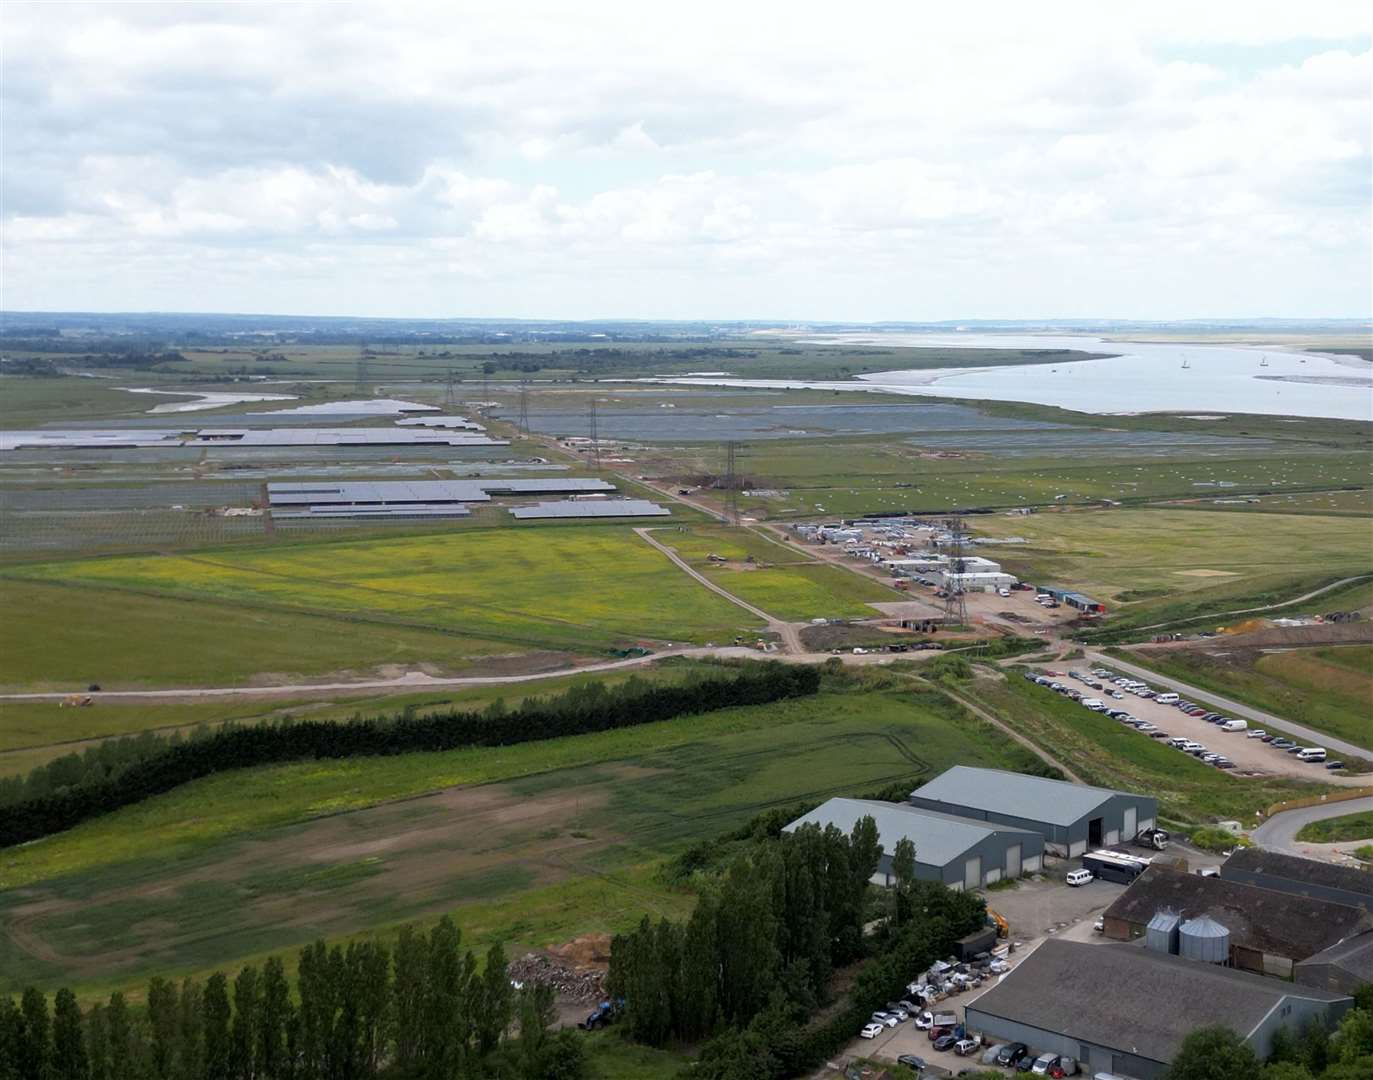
left=636, top=333, right=1373, bottom=421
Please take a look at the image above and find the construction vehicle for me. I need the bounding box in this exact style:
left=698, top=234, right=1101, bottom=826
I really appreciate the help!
left=986, top=909, right=1009, bottom=938
left=579, top=998, right=624, bottom=1031
left=60, top=695, right=94, bottom=708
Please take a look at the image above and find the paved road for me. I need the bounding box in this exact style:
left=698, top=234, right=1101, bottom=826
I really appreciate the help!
left=1252, top=795, right=1373, bottom=855
left=1088, top=650, right=1370, bottom=762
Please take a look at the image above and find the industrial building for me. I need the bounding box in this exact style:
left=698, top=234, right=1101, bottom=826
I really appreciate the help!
left=1039, top=586, right=1106, bottom=614
left=907, top=767, right=1158, bottom=857
left=508, top=499, right=670, bottom=519
left=965, top=939, right=1353, bottom=1080
left=1222, top=849, right=1373, bottom=913
left=783, top=797, right=1044, bottom=891
left=1296, top=931, right=1373, bottom=996
left=267, top=478, right=621, bottom=520
left=937, top=570, right=1018, bottom=592
left=1101, top=865, right=1372, bottom=978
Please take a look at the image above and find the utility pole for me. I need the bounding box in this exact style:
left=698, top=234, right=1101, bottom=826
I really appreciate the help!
left=517, top=380, right=531, bottom=436
left=356, top=342, right=371, bottom=394
left=723, top=441, right=741, bottom=525
left=942, top=515, right=968, bottom=628
left=588, top=397, right=602, bottom=472
left=444, top=366, right=457, bottom=409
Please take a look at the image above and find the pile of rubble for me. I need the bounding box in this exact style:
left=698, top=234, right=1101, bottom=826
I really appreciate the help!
left=508, top=952, right=607, bottom=1003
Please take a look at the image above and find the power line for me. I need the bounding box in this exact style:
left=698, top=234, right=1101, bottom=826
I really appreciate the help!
left=723, top=441, right=741, bottom=525
left=518, top=380, right=531, bottom=436
left=942, top=515, right=968, bottom=628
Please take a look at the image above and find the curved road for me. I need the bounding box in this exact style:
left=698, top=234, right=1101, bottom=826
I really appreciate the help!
left=1087, top=649, right=1370, bottom=762
left=1252, top=795, right=1373, bottom=856
left=1130, top=574, right=1371, bottom=634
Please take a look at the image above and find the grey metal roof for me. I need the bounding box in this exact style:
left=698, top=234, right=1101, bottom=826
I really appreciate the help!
left=1296, top=930, right=1373, bottom=982
left=1224, top=848, right=1373, bottom=898
left=508, top=499, right=670, bottom=519
left=783, top=798, right=1040, bottom=868
left=909, top=766, right=1141, bottom=827
left=968, top=939, right=1350, bottom=1065
left=1, top=428, right=507, bottom=451
left=267, top=478, right=617, bottom=507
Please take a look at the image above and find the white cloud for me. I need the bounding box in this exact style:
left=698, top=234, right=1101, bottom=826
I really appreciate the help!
left=1, top=0, right=1369, bottom=318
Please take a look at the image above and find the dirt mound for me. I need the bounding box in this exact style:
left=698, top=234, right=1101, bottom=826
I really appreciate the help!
left=548, top=932, right=613, bottom=969
left=1223, top=618, right=1271, bottom=636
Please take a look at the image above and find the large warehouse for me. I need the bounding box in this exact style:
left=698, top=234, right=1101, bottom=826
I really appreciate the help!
left=1222, top=849, right=1373, bottom=913
left=966, top=940, right=1353, bottom=1080
left=784, top=797, right=1045, bottom=891
left=908, top=767, right=1158, bottom=857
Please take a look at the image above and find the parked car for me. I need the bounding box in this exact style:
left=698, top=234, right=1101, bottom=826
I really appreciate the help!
left=980, top=1043, right=1008, bottom=1065
left=997, top=1042, right=1030, bottom=1067
left=914, top=1010, right=934, bottom=1030
left=1214, top=759, right=1236, bottom=769
left=896, top=999, right=920, bottom=1013
left=897, top=1055, right=928, bottom=1071
left=884, top=1004, right=910, bottom=1021
left=1259, top=733, right=1277, bottom=742
left=860, top=1022, right=884, bottom=1039
left=1066, top=868, right=1094, bottom=887
left=1247, top=729, right=1267, bottom=739
left=955, top=1036, right=983, bottom=1056
left=1031, top=1053, right=1062, bottom=1075
left=1328, top=761, right=1346, bottom=770
left=1149, top=730, right=1170, bottom=739
left=1016, top=1055, right=1038, bottom=1073
left=1093, top=916, right=1104, bottom=932
left=1050, top=1057, right=1080, bottom=1077
left=933, top=1033, right=959, bottom=1052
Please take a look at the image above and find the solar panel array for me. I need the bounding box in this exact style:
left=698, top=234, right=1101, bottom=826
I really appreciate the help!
left=266, top=478, right=617, bottom=507
left=508, top=499, right=670, bottom=519
left=1, top=428, right=507, bottom=451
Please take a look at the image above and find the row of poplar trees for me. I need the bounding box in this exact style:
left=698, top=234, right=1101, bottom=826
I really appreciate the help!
left=0, top=918, right=586, bottom=1080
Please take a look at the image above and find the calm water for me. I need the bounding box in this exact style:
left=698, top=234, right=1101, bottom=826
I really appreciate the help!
left=638, top=333, right=1373, bottom=421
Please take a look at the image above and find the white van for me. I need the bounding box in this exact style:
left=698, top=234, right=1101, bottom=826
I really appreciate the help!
left=1155, top=693, right=1180, bottom=705
left=1297, top=747, right=1327, bottom=763
left=1221, top=719, right=1248, bottom=733
left=1066, top=869, right=1094, bottom=887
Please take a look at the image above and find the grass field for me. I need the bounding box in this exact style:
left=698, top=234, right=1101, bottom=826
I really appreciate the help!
left=6, top=526, right=763, bottom=675
left=959, top=670, right=1332, bottom=826
left=1295, top=810, right=1373, bottom=844
left=971, top=508, right=1373, bottom=629
left=1126, top=645, right=1373, bottom=751
left=649, top=524, right=898, bottom=621
left=0, top=675, right=1045, bottom=996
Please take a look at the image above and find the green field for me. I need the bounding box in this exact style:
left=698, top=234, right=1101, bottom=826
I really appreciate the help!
left=5, top=526, right=763, bottom=680
left=960, top=671, right=1333, bottom=826
left=1295, top=809, right=1373, bottom=844
left=0, top=674, right=1045, bottom=995
left=649, top=523, right=898, bottom=621
left=971, top=508, right=1373, bottom=629
left=1127, top=645, right=1373, bottom=751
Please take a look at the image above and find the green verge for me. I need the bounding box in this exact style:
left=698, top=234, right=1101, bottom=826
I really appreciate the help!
left=1120, top=646, right=1373, bottom=752
left=0, top=676, right=1045, bottom=997
left=959, top=671, right=1333, bottom=825
left=1295, top=810, right=1373, bottom=844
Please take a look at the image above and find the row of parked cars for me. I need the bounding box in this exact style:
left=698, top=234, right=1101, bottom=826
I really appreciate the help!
left=858, top=955, right=1010, bottom=1045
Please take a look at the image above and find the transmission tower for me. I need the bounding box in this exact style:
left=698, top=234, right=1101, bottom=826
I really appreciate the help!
left=443, top=366, right=458, bottom=409
left=723, top=441, right=741, bottom=525
left=355, top=352, right=372, bottom=394
left=588, top=397, right=602, bottom=471
left=517, top=380, right=531, bottom=436
left=942, top=515, right=969, bottom=628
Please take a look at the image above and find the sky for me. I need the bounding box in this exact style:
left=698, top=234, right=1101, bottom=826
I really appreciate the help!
left=2, top=1, right=1370, bottom=321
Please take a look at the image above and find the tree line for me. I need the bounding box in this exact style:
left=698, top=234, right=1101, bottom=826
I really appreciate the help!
left=0, top=919, right=587, bottom=1080
left=0, top=663, right=821, bottom=848
left=608, top=814, right=986, bottom=1079
left=1164, top=997, right=1373, bottom=1080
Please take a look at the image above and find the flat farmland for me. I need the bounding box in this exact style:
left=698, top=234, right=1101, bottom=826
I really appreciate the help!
left=648, top=524, right=898, bottom=621
left=7, top=525, right=762, bottom=667
left=1129, top=644, right=1373, bottom=751
left=972, top=508, right=1373, bottom=622
left=0, top=679, right=1044, bottom=995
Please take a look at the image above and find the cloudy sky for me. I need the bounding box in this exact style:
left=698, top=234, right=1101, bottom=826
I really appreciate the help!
left=3, top=1, right=1370, bottom=320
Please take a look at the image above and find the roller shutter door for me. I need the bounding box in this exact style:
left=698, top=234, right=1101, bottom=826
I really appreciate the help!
left=964, top=856, right=981, bottom=891
left=1005, top=843, right=1022, bottom=878
left=1123, top=806, right=1137, bottom=841
left=1024, top=854, right=1043, bottom=873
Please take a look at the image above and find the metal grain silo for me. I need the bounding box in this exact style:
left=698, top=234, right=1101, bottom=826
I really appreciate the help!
left=1179, top=915, right=1230, bottom=964
left=1146, top=909, right=1180, bottom=955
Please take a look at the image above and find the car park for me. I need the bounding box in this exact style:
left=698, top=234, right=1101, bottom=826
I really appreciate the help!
left=860, top=1022, right=884, bottom=1039
left=997, top=1042, right=1030, bottom=1066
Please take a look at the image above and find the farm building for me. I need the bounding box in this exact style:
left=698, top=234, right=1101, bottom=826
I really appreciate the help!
left=1039, top=586, right=1106, bottom=613
left=1296, top=931, right=1373, bottom=995
left=965, top=940, right=1353, bottom=1080
left=782, top=798, right=1044, bottom=891
left=1100, top=866, right=1372, bottom=978
left=937, top=570, right=1018, bottom=592
left=907, top=766, right=1157, bottom=857
left=1222, top=849, right=1373, bottom=913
